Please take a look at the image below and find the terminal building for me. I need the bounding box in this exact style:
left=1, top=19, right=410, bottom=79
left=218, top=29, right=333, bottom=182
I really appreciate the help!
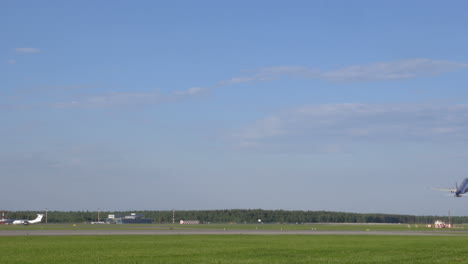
left=106, top=213, right=152, bottom=224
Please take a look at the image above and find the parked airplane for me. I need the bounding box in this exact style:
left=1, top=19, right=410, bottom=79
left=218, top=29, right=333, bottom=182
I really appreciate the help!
left=434, top=178, right=468, bottom=197
left=11, top=214, right=44, bottom=225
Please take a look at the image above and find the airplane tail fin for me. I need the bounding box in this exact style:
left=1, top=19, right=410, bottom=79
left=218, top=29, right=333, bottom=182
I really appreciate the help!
left=29, top=214, right=43, bottom=224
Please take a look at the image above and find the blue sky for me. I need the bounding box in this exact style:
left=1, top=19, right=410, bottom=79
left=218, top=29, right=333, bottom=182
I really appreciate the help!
left=2, top=0, right=468, bottom=215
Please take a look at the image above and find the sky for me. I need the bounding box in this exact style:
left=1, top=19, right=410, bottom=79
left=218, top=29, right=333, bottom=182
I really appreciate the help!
left=2, top=0, right=468, bottom=216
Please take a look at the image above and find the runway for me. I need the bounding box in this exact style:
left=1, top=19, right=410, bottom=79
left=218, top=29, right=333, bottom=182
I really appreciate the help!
left=0, top=229, right=465, bottom=236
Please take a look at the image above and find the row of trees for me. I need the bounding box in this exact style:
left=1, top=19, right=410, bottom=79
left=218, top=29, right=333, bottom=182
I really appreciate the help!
left=5, top=209, right=467, bottom=224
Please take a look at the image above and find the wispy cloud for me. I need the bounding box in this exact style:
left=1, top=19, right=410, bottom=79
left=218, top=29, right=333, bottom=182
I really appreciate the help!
left=6, top=59, right=16, bottom=64
left=219, top=58, right=468, bottom=86
left=319, top=59, right=467, bottom=82
left=55, top=87, right=208, bottom=108
left=55, top=91, right=162, bottom=108
left=235, top=104, right=468, bottom=148
left=19, top=58, right=468, bottom=109
left=173, top=87, right=208, bottom=96
left=15, top=47, right=41, bottom=54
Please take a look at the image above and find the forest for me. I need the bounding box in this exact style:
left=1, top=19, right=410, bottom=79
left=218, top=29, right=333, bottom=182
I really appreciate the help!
left=4, top=209, right=464, bottom=224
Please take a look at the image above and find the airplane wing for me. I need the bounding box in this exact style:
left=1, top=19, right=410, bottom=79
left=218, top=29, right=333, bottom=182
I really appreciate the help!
left=432, top=188, right=456, bottom=193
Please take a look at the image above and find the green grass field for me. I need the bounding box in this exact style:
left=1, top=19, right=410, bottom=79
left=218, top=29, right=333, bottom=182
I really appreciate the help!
left=2, top=235, right=468, bottom=263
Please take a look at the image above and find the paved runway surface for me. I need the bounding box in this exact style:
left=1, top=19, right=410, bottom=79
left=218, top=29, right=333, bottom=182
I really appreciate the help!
left=1, top=229, right=466, bottom=236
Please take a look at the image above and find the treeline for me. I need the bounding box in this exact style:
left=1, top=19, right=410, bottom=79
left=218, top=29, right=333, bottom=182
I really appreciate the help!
left=5, top=209, right=468, bottom=224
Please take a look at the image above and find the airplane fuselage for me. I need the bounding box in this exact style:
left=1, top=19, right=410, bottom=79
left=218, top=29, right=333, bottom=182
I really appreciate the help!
left=12, top=219, right=30, bottom=225
left=455, top=178, right=468, bottom=197
left=11, top=214, right=43, bottom=225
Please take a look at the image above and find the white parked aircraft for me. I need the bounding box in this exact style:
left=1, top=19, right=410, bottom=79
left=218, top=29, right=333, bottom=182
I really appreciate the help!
left=11, top=214, right=44, bottom=225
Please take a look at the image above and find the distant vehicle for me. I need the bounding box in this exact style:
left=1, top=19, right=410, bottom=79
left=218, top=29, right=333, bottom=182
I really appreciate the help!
left=11, top=214, right=44, bottom=225
left=434, top=178, right=468, bottom=197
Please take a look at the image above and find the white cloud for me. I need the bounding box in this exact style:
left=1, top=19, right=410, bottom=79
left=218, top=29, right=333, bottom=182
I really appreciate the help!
left=15, top=47, right=41, bottom=54
left=56, top=87, right=209, bottom=108
left=173, top=87, right=208, bottom=96
left=6, top=59, right=16, bottom=64
left=237, top=116, right=286, bottom=141
left=217, top=76, right=258, bottom=86
left=235, top=104, right=468, bottom=148
left=25, top=58, right=468, bottom=110
left=320, top=59, right=467, bottom=82
left=219, top=59, right=468, bottom=86
left=55, top=91, right=162, bottom=108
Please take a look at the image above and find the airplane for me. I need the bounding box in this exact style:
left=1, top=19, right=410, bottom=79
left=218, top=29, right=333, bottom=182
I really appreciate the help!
left=434, top=178, right=468, bottom=197
left=0, top=218, right=10, bottom=224
left=10, top=214, right=44, bottom=225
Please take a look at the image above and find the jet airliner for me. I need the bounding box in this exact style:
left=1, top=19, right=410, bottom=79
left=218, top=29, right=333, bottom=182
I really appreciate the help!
left=434, top=178, right=468, bottom=197
left=11, top=214, right=44, bottom=225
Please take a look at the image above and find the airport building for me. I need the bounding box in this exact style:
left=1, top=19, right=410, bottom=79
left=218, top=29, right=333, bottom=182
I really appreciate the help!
left=106, top=213, right=152, bottom=224
left=179, top=220, right=200, bottom=224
